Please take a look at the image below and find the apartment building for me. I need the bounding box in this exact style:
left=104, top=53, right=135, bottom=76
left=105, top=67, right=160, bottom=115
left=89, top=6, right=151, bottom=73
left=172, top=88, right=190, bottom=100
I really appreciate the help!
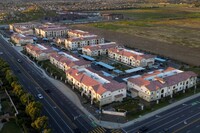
left=55, top=38, right=65, bottom=45
left=14, top=26, right=33, bottom=35
left=65, top=35, right=104, bottom=50
left=108, top=47, right=155, bottom=67
left=66, top=68, right=126, bottom=106
left=82, top=42, right=117, bottom=56
left=127, top=67, right=197, bottom=102
left=49, top=52, right=90, bottom=71
left=35, top=25, right=68, bottom=38
left=11, top=33, right=33, bottom=46
left=9, top=22, right=41, bottom=31
left=68, top=30, right=92, bottom=38
left=25, top=44, right=55, bottom=61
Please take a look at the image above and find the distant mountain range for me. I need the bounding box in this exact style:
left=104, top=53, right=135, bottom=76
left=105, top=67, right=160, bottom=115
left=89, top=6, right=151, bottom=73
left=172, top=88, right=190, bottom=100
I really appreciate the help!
left=0, top=0, right=200, bottom=3
left=1, top=0, right=200, bottom=3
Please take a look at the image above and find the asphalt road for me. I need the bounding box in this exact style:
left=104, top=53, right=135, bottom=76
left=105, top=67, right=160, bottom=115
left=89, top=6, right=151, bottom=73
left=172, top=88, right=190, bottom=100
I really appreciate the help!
left=0, top=35, right=96, bottom=133
left=122, top=95, right=200, bottom=133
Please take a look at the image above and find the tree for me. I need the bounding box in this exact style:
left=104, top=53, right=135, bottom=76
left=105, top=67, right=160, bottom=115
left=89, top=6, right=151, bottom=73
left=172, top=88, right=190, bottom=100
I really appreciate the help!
left=11, top=81, right=18, bottom=88
left=43, top=128, right=51, bottom=133
left=20, top=93, right=34, bottom=105
left=26, top=101, right=42, bottom=120
left=6, top=70, right=15, bottom=84
left=13, top=84, right=24, bottom=97
left=31, top=116, right=48, bottom=131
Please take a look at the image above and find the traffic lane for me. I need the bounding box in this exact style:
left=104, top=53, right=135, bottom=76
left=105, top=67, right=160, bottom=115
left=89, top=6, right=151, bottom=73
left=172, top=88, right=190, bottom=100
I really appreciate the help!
left=0, top=41, right=74, bottom=133
left=15, top=72, right=71, bottom=133
left=29, top=69, right=93, bottom=132
left=123, top=104, right=193, bottom=132
left=173, top=118, right=200, bottom=133
left=15, top=62, right=76, bottom=133
left=147, top=105, right=200, bottom=133
left=123, top=98, right=200, bottom=133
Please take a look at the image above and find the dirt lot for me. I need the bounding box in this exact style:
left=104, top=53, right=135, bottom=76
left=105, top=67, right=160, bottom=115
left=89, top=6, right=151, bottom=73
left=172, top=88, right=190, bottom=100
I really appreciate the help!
left=69, top=25, right=200, bottom=66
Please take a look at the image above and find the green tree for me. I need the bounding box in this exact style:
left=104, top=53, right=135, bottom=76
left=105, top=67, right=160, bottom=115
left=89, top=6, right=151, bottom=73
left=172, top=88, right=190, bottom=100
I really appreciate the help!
left=20, top=93, right=34, bottom=105
left=26, top=101, right=42, bottom=120
left=13, top=84, right=24, bottom=97
left=5, top=70, right=17, bottom=84
left=31, top=116, right=48, bottom=131
left=11, top=81, right=18, bottom=88
left=43, top=128, right=52, bottom=133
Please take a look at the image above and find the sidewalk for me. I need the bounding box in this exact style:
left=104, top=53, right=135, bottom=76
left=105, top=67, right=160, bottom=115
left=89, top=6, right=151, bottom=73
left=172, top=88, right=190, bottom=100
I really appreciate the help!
left=13, top=46, right=200, bottom=129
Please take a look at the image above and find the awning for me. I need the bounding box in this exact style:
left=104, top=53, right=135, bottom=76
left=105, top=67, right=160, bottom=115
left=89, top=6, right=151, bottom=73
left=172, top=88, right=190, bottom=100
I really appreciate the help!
left=96, top=61, right=115, bottom=70
left=80, top=54, right=95, bottom=61
left=125, top=67, right=145, bottom=74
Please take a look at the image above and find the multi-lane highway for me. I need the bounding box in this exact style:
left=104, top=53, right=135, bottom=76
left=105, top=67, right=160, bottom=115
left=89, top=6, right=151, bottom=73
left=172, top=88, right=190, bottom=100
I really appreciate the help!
left=122, top=94, right=200, bottom=133
left=0, top=35, right=96, bottom=133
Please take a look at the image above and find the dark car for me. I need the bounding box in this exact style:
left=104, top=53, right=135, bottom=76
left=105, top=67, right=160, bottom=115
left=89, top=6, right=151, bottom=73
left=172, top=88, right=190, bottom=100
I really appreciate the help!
left=44, top=89, right=51, bottom=93
left=163, top=128, right=169, bottom=132
left=137, top=126, right=149, bottom=133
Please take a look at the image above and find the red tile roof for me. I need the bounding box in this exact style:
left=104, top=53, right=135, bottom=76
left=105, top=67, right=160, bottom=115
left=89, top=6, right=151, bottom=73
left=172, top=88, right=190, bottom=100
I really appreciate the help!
left=50, top=52, right=90, bottom=68
left=83, top=43, right=116, bottom=51
left=66, top=68, right=126, bottom=95
left=67, top=35, right=101, bottom=42
left=108, top=48, right=154, bottom=61
left=128, top=68, right=197, bottom=91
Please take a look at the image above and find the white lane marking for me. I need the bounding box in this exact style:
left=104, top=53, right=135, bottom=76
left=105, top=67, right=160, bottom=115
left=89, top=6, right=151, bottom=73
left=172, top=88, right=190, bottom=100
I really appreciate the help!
left=126, top=105, right=192, bottom=133
left=35, top=86, right=74, bottom=133
left=168, top=111, right=200, bottom=129
left=148, top=117, right=180, bottom=133
left=42, top=105, right=67, bottom=133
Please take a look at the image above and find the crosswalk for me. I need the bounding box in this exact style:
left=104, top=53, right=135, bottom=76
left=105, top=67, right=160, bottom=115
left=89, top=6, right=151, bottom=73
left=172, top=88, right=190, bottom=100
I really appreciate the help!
left=89, top=127, right=106, bottom=133
left=89, top=127, right=123, bottom=133
left=110, top=129, right=123, bottom=133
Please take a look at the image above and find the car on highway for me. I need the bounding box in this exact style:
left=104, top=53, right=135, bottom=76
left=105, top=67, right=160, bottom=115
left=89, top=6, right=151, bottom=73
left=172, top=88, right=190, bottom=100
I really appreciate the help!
left=162, top=128, right=169, bottom=132
left=137, top=126, right=149, bottom=133
left=44, top=89, right=51, bottom=93
left=0, top=52, right=3, bottom=55
left=37, top=94, right=43, bottom=99
left=17, top=59, right=22, bottom=63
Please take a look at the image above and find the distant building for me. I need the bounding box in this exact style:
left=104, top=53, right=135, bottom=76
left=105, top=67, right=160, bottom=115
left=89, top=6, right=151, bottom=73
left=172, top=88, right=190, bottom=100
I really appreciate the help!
left=14, top=26, right=33, bottom=35
left=127, top=67, right=197, bottom=102
left=9, top=22, right=41, bottom=31
left=66, top=67, right=127, bottom=105
left=35, top=24, right=68, bottom=38
left=68, top=30, right=92, bottom=38
left=25, top=44, right=55, bottom=61
left=11, top=33, right=33, bottom=46
left=108, top=47, right=155, bottom=67
left=101, top=13, right=124, bottom=20
left=49, top=52, right=91, bottom=71
left=65, top=35, right=104, bottom=50
left=82, top=42, right=117, bottom=56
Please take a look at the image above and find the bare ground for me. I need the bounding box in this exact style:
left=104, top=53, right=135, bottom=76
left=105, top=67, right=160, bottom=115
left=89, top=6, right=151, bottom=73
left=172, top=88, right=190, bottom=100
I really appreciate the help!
left=69, top=25, right=200, bottom=66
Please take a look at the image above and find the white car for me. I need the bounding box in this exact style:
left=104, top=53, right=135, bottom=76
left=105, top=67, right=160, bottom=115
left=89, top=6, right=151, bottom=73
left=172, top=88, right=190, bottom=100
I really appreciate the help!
left=37, top=94, right=43, bottom=99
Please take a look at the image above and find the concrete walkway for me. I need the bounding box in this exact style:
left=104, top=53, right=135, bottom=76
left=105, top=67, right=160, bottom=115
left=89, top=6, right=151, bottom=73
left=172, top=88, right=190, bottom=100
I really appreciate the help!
left=12, top=45, right=200, bottom=129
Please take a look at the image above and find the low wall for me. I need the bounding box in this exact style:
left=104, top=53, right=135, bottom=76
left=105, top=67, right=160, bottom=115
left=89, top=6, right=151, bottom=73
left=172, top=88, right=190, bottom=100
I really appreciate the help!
left=102, top=110, right=126, bottom=117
